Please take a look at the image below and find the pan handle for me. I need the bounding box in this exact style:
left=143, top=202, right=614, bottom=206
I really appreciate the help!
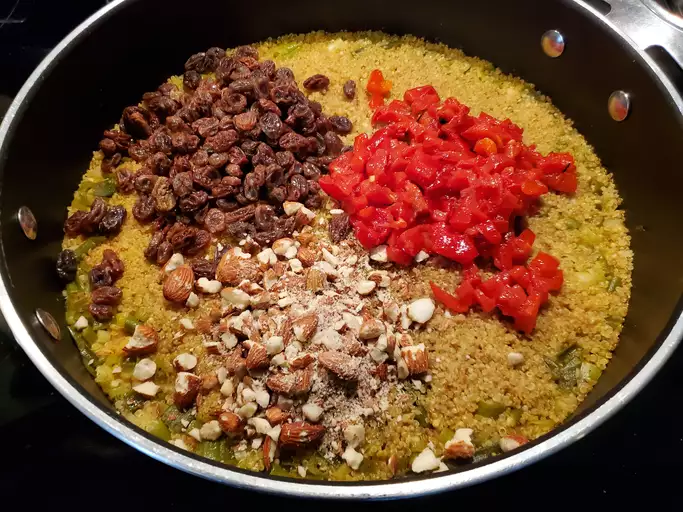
left=604, top=0, right=683, bottom=71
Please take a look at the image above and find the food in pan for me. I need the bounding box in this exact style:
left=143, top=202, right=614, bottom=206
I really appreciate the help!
left=58, top=32, right=632, bottom=480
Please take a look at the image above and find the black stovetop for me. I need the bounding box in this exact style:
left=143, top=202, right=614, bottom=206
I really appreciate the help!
left=1, top=1, right=682, bottom=506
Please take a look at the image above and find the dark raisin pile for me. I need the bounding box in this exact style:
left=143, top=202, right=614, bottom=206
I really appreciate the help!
left=74, top=45, right=352, bottom=263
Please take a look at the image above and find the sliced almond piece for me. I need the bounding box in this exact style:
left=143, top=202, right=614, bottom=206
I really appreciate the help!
left=263, top=435, right=277, bottom=471
left=218, top=411, right=243, bottom=435
left=318, top=351, right=360, bottom=381
left=266, top=367, right=313, bottom=396
left=359, top=318, right=385, bottom=340
left=132, top=358, right=157, bottom=381
left=499, top=434, right=529, bottom=453
left=244, top=341, right=270, bottom=370
left=216, top=252, right=262, bottom=285
left=279, top=421, right=326, bottom=448
left=265, top=406, right=290, bottom=425
left=292, top=313, right=319, bottom=342
left=305, top=268, right=326, bottom=293
left=174, top=371, right=201, bottom=409
left=401, top=343, right=429, bottom=375
left=297, top=247, right=316, bottom=267
left=200, top=420, right=222, bottom=441
left=123, top=325, right=159, bottom=356
left=132, top=381, right=160, bottom=398
left=272, top=238, right=295, bottom=256
left=370, top=245, right=388, bottom=262
left=196, top=277, right=222, bottom=294
left=407, top=298, right=435, bottom=324
left=302, top=402, right=324, bottom=422
left=163, top=265, right=195, bottom=303
left=356, top=280, right=377, bottom=296
left=283, top=201, right=304, bottom=216
left=444, top=428, right=475, bottom=460
left=290, top=353, right=315, bottom=369
left=368, top=270, right=391, bottom=288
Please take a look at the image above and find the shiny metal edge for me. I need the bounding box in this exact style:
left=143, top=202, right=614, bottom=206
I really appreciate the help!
left=0, top=0, right=682, bottom=499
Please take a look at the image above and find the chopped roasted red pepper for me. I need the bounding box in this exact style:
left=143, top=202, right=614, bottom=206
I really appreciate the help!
left=366, top=69, right=393, bottom=109
left=325, top=83, right=576, bottom=332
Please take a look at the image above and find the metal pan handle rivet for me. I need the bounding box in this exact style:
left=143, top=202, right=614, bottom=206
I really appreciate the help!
left=17, top=206, right=37, bottom=240
left=36, top=308, right=61, bottom=341
left=541, top=29, right=565, bottom=58
left=608, top=90, right=630, bottom=121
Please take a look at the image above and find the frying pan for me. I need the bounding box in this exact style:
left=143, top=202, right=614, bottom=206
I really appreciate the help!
left=1, top=0, right=682, bottom=499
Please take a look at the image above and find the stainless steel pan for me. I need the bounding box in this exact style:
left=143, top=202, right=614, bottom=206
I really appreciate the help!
left=1, top=0, right=682, bottom=499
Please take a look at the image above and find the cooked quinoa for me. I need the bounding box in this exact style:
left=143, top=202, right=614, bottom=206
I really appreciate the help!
left=62, top=32, right=632, bottom=480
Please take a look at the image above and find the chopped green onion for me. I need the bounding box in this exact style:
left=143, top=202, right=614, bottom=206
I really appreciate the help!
left=607, top=276, right=622, bottom=292
left=476, top=400, right=506, bottom=418
left=73, top=236, right=106, bottom=258
left=92, top=179, right=116, bottom=197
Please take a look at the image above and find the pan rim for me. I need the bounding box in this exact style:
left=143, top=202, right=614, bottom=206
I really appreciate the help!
left=0, top=0, right=682, bottom=499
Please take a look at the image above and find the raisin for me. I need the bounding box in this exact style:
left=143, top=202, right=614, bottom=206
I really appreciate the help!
left=259, top=112, right=283, bottom=140
left=329, top=115, right=353, bottom=135
left=121, top=106, right=152, bottom=139
left=227, top=146, right=247, bottom=166
left=185, top=229, right=211, bottom=256
left=234, top=45, right=259, bottom=60
left=128, top=140, right=151, bottom=162
left=323, top=131, right=344, bottom=156
left=134, top=173, right=157, bottom=194
left=205, top=130, right=239, bottom=153
left=216, top=57, right=237, bottom=84
left=114, top=170, right=133, bottom=194
left=99, top=138, right=117, bottom=156
left=268, top=186, right=287, bottom=204
left=286, top=174, right=309, bottom=202
left=303, top=74, right=330, bottom=91
left=343, top=80, right=356, bottom=100
left=191, top=258, right=216, bottom=280
left=223, top=205, right=256, bottom=224
left=279, top=132, right=307, bottom=152
left=216, top=199, right=239, bottom=212
left=103, top=130, right=131, bottom=152
left=81, top=198, right=107, bottom=234
left=89, top=303, right=114, bottom=322
left=234, top=111, right=258, bottom=132
left=166, top=115, right=190, bottom=133
left=254, top=204, right=277, bottom=231
left=183, top=70, right=201, bottom=90
left=211, top=176, right=240, bottom=198
left=172, top=172, right=194, bottom=197
left=101, top=154, right=121, bottom=174
left=144, top=231, right=165, bottom=261
left=91, top=286, right=122, bottom=306
left=226, top=221, right=255, bottom=238
left=101, top=249, right=124, bottom=281
left=90, top=266, right=113, bottom=289
left=179, top=191, right=209, bottom=213
left=185, top=52, right=210, bottom=73
left=171, top=132, right=200, bottom=154
left=150, top=152, right=172, bottom=175
left=192, top=166, right=220, bottom=189
left=329, top=212, right=352, bottom=243
left=192, top=117, right=220, bottom=138
left=204, top=208, right=226, bottom=234
left=243, top=173, right=261, bottom=202
left=252, top=143, right=276, bottom=167
left=147, top=95, right=179, bottom=120
left=274, top=67, right=295, bottom=83
left=302, top=161, right=321, bottom=180
left=191, top=149, right=209, bottom=167
left=156, top=241, right=173, bottom=265
left=149, top=130, right=173, bottom=154
left=99, top=205, right=127, bottom=235
left=271, top=81, right=301, bottom=107
left=208, top=152, right=229, bottom=168
left=151, top=177, right=176, bottom=213
left=56, top=249, right=77, bottom=282
left=255, top=98, right=281, bottom=116
left=132, top=195, right=156, bottom=223
left=225, top=164, right=244, bottom=177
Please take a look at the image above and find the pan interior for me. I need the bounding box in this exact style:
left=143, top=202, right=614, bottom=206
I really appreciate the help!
left=0, top=0, right=681, bottom=486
